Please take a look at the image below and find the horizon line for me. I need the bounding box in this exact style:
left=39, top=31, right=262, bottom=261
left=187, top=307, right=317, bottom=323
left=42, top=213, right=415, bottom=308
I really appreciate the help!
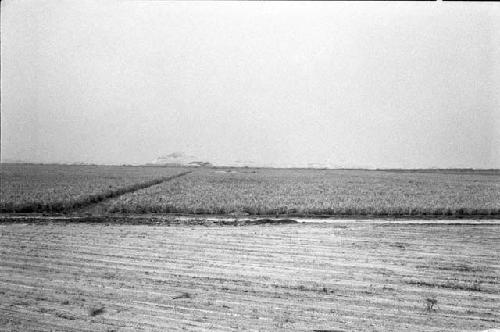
left=1, top=161, right=499, bottom=172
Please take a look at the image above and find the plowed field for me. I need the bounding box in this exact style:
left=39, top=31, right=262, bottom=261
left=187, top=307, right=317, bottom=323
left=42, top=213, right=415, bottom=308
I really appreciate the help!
left=1, top=221, right=499, bottom=331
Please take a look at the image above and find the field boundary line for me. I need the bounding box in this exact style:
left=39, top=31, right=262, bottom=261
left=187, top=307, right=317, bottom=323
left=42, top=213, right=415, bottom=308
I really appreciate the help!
left=0, top=170, right=192, bottom=214
left=68, top=170, right=193, bottom=212
left=2, top=214, right=500, bottom=225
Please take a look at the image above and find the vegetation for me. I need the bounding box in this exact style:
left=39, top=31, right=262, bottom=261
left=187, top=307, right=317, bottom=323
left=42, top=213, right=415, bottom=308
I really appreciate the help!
left=426, top=298, right=438, bottom=312
left=0, top=164, right=189, bottom=213
left=1, top=165, right=499, bottom=217
left=104, top=168, right=500, bottom=217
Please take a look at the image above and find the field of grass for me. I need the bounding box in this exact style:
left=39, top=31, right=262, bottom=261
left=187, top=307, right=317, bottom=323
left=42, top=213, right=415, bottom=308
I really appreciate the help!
left=1, top=164, right=499, bottom=217
left=100, top=167, right=500, bottom=217
left=0, top=164, right=189, bottom=213
left=0, top=221, right=498, bottom=331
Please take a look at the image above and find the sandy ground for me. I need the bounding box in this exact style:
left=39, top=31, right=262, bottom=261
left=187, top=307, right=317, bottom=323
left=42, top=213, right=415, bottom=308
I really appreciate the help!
left=0, top=221, right=499, bottom=331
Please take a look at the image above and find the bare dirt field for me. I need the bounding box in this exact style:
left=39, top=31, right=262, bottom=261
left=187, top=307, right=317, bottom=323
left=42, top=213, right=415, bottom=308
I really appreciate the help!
left=0, top=221, right=499, bottom=331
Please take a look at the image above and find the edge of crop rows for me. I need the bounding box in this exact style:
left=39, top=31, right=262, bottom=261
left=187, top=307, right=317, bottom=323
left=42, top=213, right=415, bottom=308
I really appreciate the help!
left=0, top=171, right=192, bottom=214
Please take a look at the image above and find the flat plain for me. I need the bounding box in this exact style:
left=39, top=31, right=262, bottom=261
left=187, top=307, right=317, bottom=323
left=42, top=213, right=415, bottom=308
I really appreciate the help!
left=0, top=221, right=499, bottom=331
left=99, top=167, right=500, bottom=217
left=0, top=164, right=188, bottom=213
left=1, top=164, right=499, bottom=331
left=2, top=164, right=499, bottom=217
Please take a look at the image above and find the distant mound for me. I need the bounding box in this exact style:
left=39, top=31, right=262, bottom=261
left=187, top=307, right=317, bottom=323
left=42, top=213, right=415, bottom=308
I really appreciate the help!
left=149, top=152, right=212, bottom=167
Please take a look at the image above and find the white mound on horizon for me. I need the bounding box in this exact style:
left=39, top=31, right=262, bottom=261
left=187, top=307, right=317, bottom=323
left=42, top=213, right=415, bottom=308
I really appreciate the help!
left=151, top=152, right=211, bottom=167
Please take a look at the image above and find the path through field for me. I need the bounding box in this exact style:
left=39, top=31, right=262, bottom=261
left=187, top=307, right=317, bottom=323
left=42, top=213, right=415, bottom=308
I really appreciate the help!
left=0, top=222, right=499, bottom=331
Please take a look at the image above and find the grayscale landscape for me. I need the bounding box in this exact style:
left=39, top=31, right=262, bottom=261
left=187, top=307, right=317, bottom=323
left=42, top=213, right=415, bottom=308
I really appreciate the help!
left=1, top=1, right=499, bottom=331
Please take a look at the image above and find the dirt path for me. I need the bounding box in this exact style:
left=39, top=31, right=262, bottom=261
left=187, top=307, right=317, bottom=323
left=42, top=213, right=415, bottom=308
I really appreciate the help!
left=0, top=222, right=499, bottom=331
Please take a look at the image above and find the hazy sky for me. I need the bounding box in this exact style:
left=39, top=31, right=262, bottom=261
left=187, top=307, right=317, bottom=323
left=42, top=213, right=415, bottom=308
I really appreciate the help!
left=2, top=0, right=500, bottom=168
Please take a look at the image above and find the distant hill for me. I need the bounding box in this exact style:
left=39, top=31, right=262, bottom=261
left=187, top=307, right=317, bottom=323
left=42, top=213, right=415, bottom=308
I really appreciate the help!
left=148, top=152, right=212, bottom=167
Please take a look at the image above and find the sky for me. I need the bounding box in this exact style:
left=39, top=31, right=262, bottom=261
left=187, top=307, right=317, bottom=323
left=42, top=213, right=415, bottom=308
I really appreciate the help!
left=1, top=0, right=500, bottom=168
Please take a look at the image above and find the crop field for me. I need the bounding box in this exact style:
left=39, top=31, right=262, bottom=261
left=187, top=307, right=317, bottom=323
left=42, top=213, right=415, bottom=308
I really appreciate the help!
left=1, top=164, right=499, bottom=218
left=1, top=165, right=499, bottom=218
left=0, top=164, right=189, bottom=213
left=0, top=221, right=499, bottom=331
left=97, top=168, right=500, bottom=218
